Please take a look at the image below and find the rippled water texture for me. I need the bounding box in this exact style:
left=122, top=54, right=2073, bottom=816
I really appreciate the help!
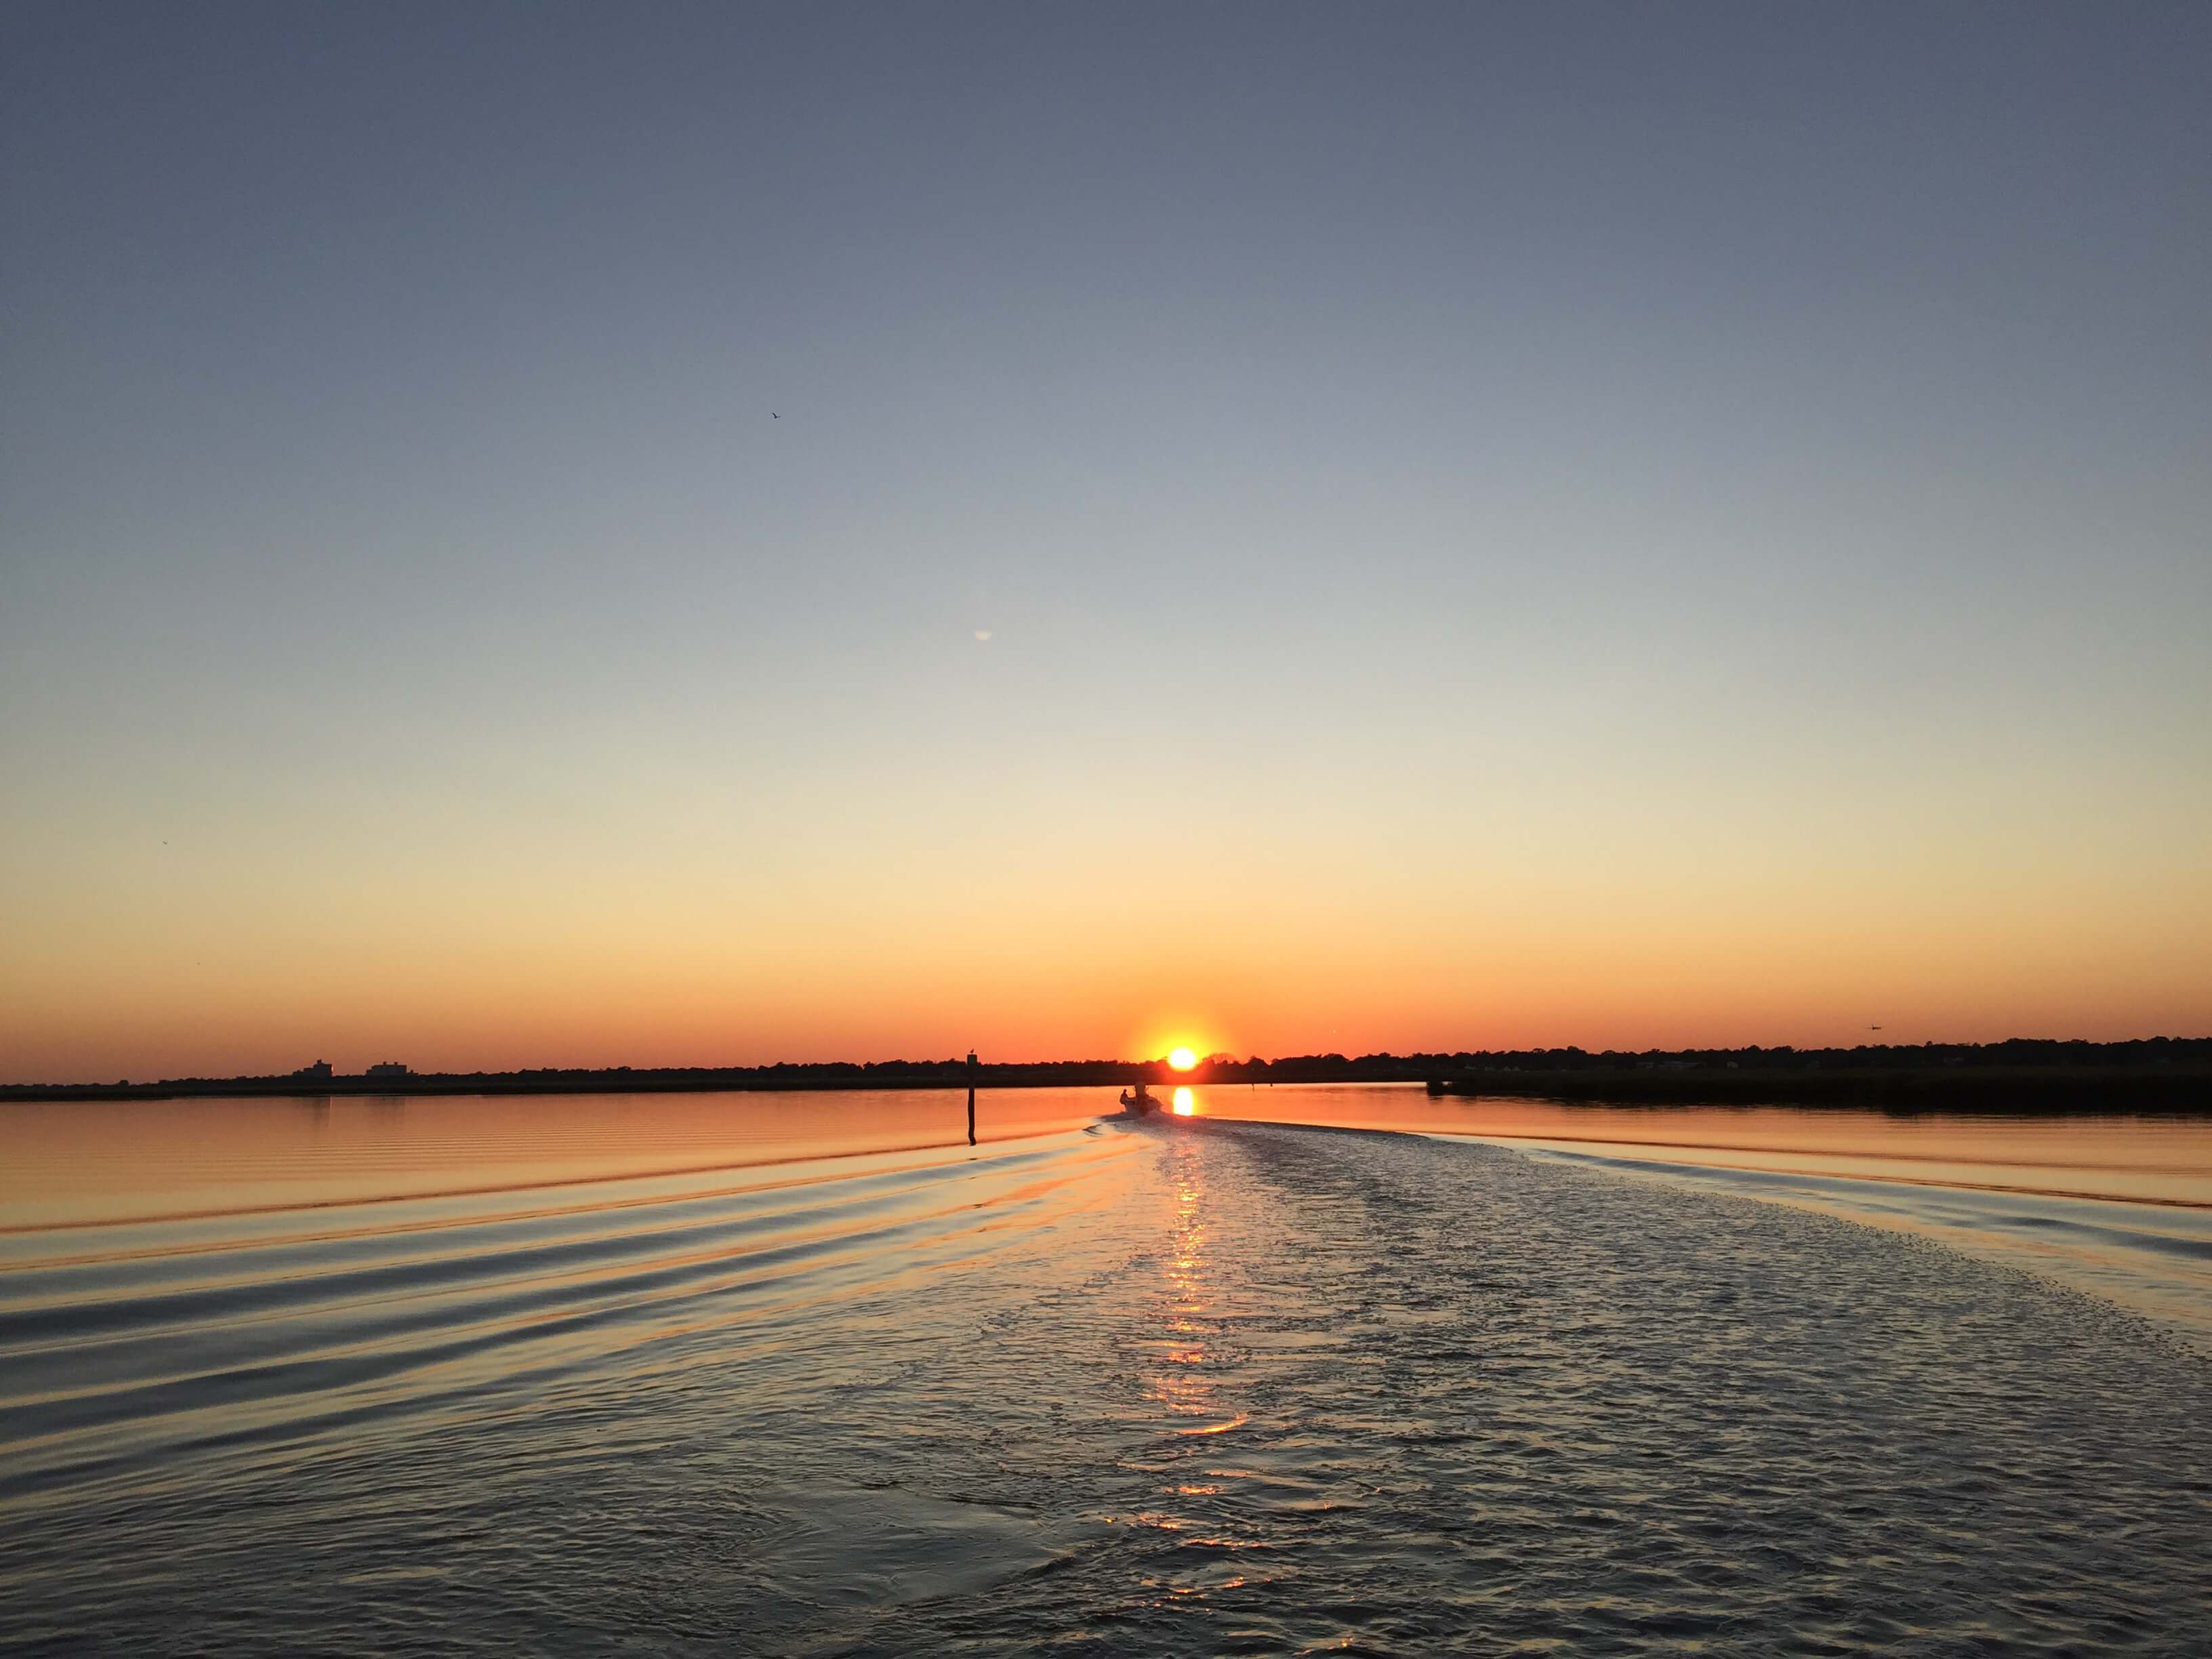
left=3, top=1090, right=2208, bottom=1654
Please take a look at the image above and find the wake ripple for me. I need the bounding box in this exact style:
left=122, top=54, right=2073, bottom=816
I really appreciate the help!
left=0, top=1132, right=1139, bottom=1511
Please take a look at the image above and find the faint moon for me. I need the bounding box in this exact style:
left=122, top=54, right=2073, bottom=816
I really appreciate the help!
left=973, top=630, right=992, bottom=641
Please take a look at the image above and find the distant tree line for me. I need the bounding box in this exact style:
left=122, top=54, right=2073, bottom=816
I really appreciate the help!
left=3, top=1033, right=2208, bottom=1108
left=1192, top=1036, right=2212, bottom=1084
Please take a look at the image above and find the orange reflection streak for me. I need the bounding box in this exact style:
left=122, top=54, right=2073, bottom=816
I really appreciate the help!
left=1143, top=1171, right=1212, bottom=1411
left=1124, top=1153, right=1227, bottom=1595
left=1176, top=1412, right=1250, bottom=1436
left=1134, top=1141, right=1253, bottom=1590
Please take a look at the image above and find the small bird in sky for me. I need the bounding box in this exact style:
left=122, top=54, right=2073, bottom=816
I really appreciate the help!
left=771, top=412, right=779, bottom=419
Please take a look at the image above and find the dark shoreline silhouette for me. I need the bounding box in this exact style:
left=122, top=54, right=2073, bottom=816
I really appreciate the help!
left=5, top=1038, right=2207, bottom=1113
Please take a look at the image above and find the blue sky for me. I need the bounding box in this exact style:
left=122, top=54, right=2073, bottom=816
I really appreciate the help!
left=4, top=4, right=2207, bottom=1076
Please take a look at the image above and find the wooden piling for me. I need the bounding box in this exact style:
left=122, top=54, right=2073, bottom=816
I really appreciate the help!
left=966, top=1049, right=977, bottom=1147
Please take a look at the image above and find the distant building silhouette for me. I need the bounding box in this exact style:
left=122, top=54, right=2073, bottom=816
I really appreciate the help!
left=292, top=1059, right=333, bottom=1080
left=366, top=1061, right=409, bottom=1079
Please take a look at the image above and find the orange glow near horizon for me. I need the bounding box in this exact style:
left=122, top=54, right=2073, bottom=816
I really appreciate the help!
left=1168, top=1047, right=1198, bottom=1071
left=1, top=816, right=2207, bottom=1083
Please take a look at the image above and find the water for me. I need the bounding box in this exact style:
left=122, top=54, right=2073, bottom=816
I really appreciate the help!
left=1199, top=1085, right=2212, bottom=1344
left=3, top=1088, right=2207, bottom=1654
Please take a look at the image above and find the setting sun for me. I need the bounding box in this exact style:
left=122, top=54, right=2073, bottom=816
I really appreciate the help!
left=1168, top=1047, right=1198, bottom=1071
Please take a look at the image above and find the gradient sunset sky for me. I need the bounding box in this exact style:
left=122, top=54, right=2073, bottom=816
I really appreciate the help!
left=4, top=3, right=2207, bottom=1082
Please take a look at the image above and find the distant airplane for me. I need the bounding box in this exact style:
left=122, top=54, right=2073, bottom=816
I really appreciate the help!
left=1870, top=1025, right=1882, bottom=1031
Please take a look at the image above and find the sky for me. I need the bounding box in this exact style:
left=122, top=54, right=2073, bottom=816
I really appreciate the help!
left=3, top=3, right=2208, bottom=1081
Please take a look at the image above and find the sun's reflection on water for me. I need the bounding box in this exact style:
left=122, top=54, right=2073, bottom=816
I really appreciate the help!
left=1122, top=1134, right=1271, bottom=1606
left=1151, top=1164, right=1213, bottom=1418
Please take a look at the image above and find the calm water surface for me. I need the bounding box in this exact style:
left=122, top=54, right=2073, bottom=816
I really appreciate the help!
left=3, top=1086, right=2207, bottom=1654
